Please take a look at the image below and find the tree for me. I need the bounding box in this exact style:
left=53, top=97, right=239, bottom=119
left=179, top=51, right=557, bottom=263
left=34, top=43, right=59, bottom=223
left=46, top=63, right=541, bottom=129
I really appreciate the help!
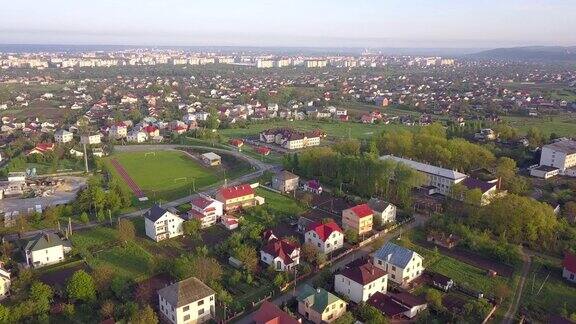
left=425, top=288, right=444, bottom=312
left=495, top=157, right=517, bottom=189
left=183, top=219, right=202, bottom=239
left=333, top=139, right=361, bottom=156
left=564, top=201, right=576, bottom=223
left=0, top=304, right=9, bottom=323
left=206, top=107, right=220, bottom=130
left=100, top=300, right=115, bottom=319
left=345, top=229, right=359, bottom=245
left=79, top=212, right=90, bottom=224
left=357, top=303, right=388, bottom=324
left=333, top=311, right=355, bottom=324
left=462, top=298, right=492, bottom=322
left=131, top=305, right=158, bottom=324
left=29, top=281, right=53, bottom=314
left=234, top=245, right=258, bottom=273
left=494, top=282, right=511, bottom=304
left=301, top=243, right=321, bottom=264
left=67, top=270, right=97, bottom=302
left=117, top=218, right=136, bottom=243
left=93, top=266, right=114, bottom=292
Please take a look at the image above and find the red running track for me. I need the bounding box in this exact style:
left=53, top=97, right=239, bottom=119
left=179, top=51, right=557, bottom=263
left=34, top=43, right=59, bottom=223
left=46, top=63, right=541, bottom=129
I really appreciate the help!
left=110, top=159, right=145, bottom=198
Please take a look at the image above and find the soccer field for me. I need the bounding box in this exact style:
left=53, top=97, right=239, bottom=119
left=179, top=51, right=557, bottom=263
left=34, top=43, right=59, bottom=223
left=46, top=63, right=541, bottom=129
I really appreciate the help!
left=104, top=150, right=219, bottom=201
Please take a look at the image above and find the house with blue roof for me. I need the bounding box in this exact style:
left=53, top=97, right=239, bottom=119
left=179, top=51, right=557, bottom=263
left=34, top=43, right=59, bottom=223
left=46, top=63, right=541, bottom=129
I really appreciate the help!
left=372, top=242, right=424, bottom=286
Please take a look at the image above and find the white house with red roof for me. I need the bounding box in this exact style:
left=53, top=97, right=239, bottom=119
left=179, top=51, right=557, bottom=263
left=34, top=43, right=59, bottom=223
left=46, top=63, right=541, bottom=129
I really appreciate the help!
left=260, top=231, right=300, bottom=272
left=335, top=260, right=388, bottom=303
left=305, top=221, right=344, bottom=254
left=144, top=125, right=160, bottom=138
left=342, top=204, right=374, bottom=235
left=27, top=142, right=55, bottom=156
left=562, top=251, right=576, bottom=283
left=187, top=196, right=223, bottom=228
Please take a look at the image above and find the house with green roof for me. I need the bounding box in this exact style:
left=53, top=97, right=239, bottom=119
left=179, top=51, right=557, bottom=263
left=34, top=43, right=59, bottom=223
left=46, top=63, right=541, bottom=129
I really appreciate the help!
left=296, top=285, right=347, bottom=323
left=23, top=233, right=72, bottom=268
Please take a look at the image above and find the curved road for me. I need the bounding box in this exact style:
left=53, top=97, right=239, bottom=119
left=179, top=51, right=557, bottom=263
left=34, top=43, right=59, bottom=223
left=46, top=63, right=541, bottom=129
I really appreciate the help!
left=4, top=144, right=279, bottom=242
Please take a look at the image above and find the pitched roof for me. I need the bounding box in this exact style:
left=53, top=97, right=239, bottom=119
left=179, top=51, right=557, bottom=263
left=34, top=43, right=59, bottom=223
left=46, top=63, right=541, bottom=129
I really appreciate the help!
left=544, top=140, right=576, bottom=155
left=338, top=260, right=387, bottom=285
left=367, top=198, right=393, bottom=213
left=462, top=177, right=496, bottom=194
left=275, top=170, right=299, bottom=181
left=373, top=242, right=421, bottom=269
left=367, top=292, right=409, bottom=317
left=218, top=184, right=254, bottom=200
left=25, top=233, right=68, bottom=252
left=563, top=251, right=576, bottom=273
left=191, top=197, right=215, bottom=210
left=145, top=205, right=171, bottom=222
left=380, top=155, right=467, bottom=181
left=252, top=300, right=300, bottom=324
left=348, top=204, right=373, bottom=218
left=307, top=221, right=342, bottom=241
left=157, top=277, right=215, bottom=308
left=261, top=239, right=298, bottom=264
left=296, top=285, right=343, bottom=314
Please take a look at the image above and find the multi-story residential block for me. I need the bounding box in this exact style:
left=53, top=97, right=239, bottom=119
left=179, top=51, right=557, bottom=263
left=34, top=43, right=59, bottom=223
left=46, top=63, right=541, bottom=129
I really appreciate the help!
left=144, top=205, right=184, bottom=242
left=297, top=285, right=346, bottom=323
left=158, top=277, right=216, bottom=324
left=215, top=184, right=259, bottom=212
left=80, top=133, right=102, bottom=145
left=379, top=155, right=467, bottom=196
left=304, top=221, right=344, bottom=254
left=342, top=204, right=373, bottom=235
left=187, top=196, right=223, bottom=228
left=531, top=140, right=576, bottom=178
left=373, top=242, right=424, bottom=286
left=23, top=233, right=72, bottom=268
left=335, top=260, right=388, bottom=303
left=54, top=129, right=73, bottom=143
left=272, top=170, right=299, bottom=193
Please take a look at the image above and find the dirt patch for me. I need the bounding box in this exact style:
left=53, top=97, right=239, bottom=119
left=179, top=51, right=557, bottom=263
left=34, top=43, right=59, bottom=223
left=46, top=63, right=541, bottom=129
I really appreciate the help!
left=40, top=262, right=91, bottom=290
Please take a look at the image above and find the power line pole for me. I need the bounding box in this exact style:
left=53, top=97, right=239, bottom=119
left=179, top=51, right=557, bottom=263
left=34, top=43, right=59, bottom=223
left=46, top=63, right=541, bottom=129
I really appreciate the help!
left=83, top=143, right=89, bottom=173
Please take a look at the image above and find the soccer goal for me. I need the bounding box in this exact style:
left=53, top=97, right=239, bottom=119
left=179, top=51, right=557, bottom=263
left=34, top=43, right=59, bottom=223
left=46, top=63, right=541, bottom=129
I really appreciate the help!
left=144, top=152, right=156, bottom=158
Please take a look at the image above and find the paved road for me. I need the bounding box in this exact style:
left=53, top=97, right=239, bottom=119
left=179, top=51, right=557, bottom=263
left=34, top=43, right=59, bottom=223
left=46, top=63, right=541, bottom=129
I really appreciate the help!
left=232, top=214, right=426, bottom=324
left=501, top=248, right=532, bottom=324
left=4, top=144, right=278, bottom=242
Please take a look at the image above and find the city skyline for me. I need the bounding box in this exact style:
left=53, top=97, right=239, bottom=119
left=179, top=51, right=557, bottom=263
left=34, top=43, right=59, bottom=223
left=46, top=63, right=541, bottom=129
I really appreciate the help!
left=1, top=0, right=575, bottom=48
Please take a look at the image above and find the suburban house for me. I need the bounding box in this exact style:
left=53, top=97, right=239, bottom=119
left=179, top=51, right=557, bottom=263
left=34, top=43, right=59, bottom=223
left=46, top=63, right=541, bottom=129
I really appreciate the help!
left=200, top=152, right=221, bottom=166
left=216, top=184, right=263, bottom=212
left=260, top=231, right=300, bottom=271
left=304, top=221, right=344, bottom=254
left=54, top=129, right=73, bottom=143
left=253, top=300, right=300, bottom=324
left=80, top=133, right=102, bottom=145
left=0, top=263, right=10, bottom=300
left=367, top=198, right=397, bottom=224
left=531, top=140, right=576, bottom=178
left=335, top=260, right=388, bottom=303
left=380, top=155, right=467, bottom=196
left=367, top=291, right=428, bottom=319
left=297, top=285, right=347, bottom=324
left=27, top=142, right=55, bottom=155
left=460, top=177, right=503, bottom=205
left=23, top=233, right=72, bottom=268
left=272, top=170, right=299, bottom=193
left=229, top=138, right=244, bottom=149
left=158, top=277, right=216, bottom=324
left=187, top=196, right=223, bottom=228
left=562, top=251, right=576, bottom=283
left=303, top=180, right=322, bottom=195
left=127, top=130, right=147, bottom=143
left=373, top=242, right=424, bottom=286
left=342, top=204, right=374, bottom=235
left=110, top=123, right=128, bottom=139
left=144, top=205, right=184, bottom=242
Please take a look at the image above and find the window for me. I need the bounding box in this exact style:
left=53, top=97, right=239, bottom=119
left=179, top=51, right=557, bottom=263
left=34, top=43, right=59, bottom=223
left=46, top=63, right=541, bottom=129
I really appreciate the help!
left=210, top=296, right=214, bottom=301
left=391, top=266, right=396, bottom=271
left=391, top=274, right=395, bottom=279
left=198, top=300, right=204, bottom=306
left=184, top=314, right=190, bottom=321
left=183, top=305, right=189, bottom=312
left=198, top=308, right=205, bottom=315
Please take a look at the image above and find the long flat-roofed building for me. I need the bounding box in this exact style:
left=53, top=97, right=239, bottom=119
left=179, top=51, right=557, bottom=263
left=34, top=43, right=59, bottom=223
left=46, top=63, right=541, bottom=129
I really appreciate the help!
left=531, top=139, right=576, bottom=178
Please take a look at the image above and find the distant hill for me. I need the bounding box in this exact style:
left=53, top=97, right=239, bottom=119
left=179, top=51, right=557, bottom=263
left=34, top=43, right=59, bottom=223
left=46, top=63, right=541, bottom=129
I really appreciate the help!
left=471, top=46, right=576, bottom=62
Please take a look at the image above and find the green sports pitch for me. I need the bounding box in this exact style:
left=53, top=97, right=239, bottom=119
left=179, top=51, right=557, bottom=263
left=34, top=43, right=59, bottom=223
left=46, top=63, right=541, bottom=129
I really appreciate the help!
left=104, top=150, right=220, bottom=201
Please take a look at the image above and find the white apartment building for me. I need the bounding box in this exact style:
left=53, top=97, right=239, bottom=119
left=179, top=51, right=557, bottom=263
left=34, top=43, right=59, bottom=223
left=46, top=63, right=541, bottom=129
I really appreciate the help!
left=380, top=155, right=467, bottom=196
left=80, top=133, right=102, bottom=145
left=144, top=205, right=184, bottom=242
left=110, top=124, right=128, bottom=139
left=335, top=261, right=388, bottom=303
left=373, top=242, right=424, bottom=286
left=127, top=130, right=147, bottom=143
left=188, top=196, right=223, bottom=228
left=158, top=277, right=216, bottom=324
left=54, top=129, right=73, bottom=143
left=531, top=140, right=576, bottom=178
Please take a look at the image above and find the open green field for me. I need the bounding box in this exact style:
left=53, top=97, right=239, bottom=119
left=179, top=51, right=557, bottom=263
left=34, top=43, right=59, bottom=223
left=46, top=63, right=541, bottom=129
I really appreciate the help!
left=219, top=119, right=414, bottom=141
left=255, top=187, right=306, bottom=216
left=103, top=150, right=219, bottom=201
left=520, top=257, right=576, bottom=321
left=71, top=226, right=117, bottom=251
left=88, top=242, right=155, bottom=282
left=502, top=115, right=576, bottom=137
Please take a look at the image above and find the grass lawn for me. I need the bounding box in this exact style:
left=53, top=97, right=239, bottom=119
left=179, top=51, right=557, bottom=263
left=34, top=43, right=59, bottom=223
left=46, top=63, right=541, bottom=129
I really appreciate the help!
left=71, top=226, right=117, bottom=251
left=103, top=150, right=219, bottom=201
left=219, top=119, right=414, bottom=140
left=255, top=187, right=306, bottom=216
left=502, top=115, right=576, bottom=137
left=88, top=242, right=155, bottom=282
left=520, top=257, right=576, bottom=321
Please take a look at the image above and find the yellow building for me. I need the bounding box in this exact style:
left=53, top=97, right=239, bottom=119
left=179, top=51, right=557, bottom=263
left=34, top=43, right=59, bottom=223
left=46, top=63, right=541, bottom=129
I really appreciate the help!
left=342, top=204, right=373, bottom=235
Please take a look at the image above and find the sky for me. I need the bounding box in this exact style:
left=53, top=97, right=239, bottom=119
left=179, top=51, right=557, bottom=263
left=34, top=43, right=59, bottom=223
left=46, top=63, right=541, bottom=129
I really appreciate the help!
left=0, top=0, right=575, bottom=49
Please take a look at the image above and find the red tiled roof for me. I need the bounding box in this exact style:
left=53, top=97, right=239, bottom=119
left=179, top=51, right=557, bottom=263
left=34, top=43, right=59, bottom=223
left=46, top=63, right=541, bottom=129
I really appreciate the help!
left=230, top=138, right=244, bottom=146
left=307, top=221, right=343, bottom=241
left=261, top=239, right=298, bottom=264
left=253, top=300, right=300, bottom=324
left=144, top=125, right=158, bottom=133
left=36, top=142, right=55, bottom=152
left=218, top=184, right=254, bottom=200
left=349, top=204, right=373, bottom=218
left=256, top=146, right=271, bottom=155
left=563, top=251, right=576, bottom=273
left=338, top=261, right=387, bottom=285
left=191, top=197, right=214, bottom=209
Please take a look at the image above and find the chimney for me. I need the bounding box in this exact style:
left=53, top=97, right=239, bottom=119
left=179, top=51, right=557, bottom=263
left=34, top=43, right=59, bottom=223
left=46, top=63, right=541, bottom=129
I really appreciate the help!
left=316, top=288, right=321, bottom=294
